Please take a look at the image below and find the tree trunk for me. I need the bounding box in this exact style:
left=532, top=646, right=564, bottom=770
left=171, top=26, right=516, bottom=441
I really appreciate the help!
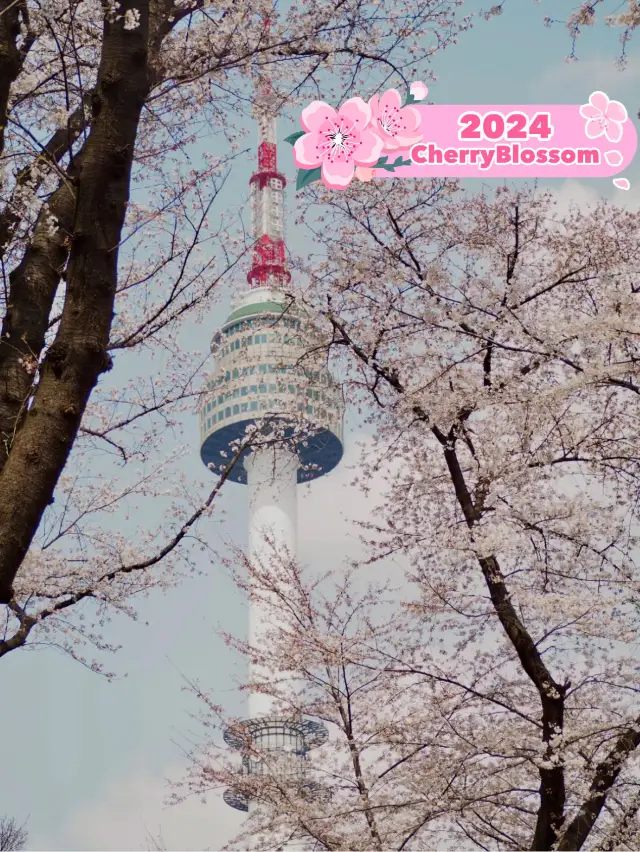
left=0, top=1, right=151, bottom=603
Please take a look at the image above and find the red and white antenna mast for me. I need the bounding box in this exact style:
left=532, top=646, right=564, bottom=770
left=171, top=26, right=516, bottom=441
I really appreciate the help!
left=247, top=14, right=291, bottom=290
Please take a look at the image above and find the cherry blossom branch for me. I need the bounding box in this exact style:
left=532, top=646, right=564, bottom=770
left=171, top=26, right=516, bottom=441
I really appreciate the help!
left=555, top=715, right=640, bottom=850
left=0, top=434, right=251, bottom=658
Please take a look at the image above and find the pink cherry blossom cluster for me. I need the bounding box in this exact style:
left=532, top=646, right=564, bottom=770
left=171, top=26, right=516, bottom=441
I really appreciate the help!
left=293, top=81, right=428, bottom=190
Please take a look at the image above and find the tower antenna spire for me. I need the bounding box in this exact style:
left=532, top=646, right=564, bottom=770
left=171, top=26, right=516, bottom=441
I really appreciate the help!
left=248, top=11, right=290, bottom=291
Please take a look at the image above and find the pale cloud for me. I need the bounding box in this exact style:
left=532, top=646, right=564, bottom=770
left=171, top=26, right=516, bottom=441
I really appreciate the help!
left=545, top=177, right=640, bottom=214
left=30, top=763, right=243, bottom=852
left=532, top=55, right=640, bottom=101
left=545, top=179, right=603, bottom=216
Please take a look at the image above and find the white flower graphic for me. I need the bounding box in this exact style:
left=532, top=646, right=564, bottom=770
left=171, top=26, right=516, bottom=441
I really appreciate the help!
left=409, top=81, right=428, bottom=101
left=579, top=91, right=628, bottom=143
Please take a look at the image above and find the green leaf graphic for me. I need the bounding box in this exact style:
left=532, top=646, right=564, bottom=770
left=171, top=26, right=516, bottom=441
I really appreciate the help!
left=296, top=166, right=322, bottom=190
left=375, top=156, right=412, bottom=173
left=284, top=131, right=306, bottom=145
left=403, top=93, right=417, bottom=107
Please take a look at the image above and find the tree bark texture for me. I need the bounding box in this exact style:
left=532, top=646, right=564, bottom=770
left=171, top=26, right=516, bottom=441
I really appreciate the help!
left=0, top=1, right=151, bottom=603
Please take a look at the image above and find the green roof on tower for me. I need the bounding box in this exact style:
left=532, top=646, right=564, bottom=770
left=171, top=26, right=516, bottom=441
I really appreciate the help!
left=225, top=300, right=289, bottom=324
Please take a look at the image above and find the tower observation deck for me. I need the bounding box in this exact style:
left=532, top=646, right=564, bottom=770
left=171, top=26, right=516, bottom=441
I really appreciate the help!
left=198, top=25, right=343, bottom=840
left=199, top=285, right=343, bottom=484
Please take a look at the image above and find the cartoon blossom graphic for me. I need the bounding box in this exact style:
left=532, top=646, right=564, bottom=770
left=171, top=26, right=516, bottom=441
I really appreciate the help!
left=288, top=81, right=426, bottom=190
left=369, top=88, right=423, bottom=151
left=293, top=97, right=383, bottom=190
left=613, top=177, right=630, bottom=191
left=579, top=91, right=628, bottom=143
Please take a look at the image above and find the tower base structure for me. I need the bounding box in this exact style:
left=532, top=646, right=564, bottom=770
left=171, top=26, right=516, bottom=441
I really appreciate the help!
left=222, top=715, right=329, bottom=817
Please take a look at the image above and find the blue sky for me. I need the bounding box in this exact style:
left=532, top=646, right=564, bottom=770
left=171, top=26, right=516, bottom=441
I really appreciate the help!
left=1, top=3, right=639, bottom=850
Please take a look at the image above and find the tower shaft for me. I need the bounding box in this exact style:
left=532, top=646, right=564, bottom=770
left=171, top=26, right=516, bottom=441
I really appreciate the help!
left=245, top=446, right=298, bottom=719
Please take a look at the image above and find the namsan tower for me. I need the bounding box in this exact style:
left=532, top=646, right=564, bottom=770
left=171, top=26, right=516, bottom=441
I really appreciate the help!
left=198, top=17, right=344, bottom=843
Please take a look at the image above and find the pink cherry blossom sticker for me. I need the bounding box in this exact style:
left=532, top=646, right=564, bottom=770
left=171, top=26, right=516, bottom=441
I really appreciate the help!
left=369, top=89, right=423, bottom=151
left=613, top=178, right=630, bottom=190
left=579, top=91, right=628, bottom=143
left=293, top=97, right=383, bottom=190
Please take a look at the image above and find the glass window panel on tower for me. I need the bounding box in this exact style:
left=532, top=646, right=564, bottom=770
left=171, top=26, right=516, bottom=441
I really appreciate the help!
left=250, top=183, right=262, bottom=237
left=270, top=194, right=283, bottom=239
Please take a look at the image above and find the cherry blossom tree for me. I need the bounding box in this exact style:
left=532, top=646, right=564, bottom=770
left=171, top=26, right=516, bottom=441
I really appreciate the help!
left=176, top=181, right=640, bottom=850
left=0, top=0, right=475, bottom=672
left=557, top=1, right=640, bottom=67
left=0, top=816, right=28, bottom=852
left=501, top=0, right=640, bottom=69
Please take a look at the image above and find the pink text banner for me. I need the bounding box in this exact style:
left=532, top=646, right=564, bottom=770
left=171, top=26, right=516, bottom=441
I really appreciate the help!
left=376, top=102, right=637, bottom=179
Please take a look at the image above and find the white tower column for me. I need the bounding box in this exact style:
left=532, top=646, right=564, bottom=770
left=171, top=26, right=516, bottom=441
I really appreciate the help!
left=244, top=446, right=310, bottom=846
left=245, top=445, right=298, bottom=719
